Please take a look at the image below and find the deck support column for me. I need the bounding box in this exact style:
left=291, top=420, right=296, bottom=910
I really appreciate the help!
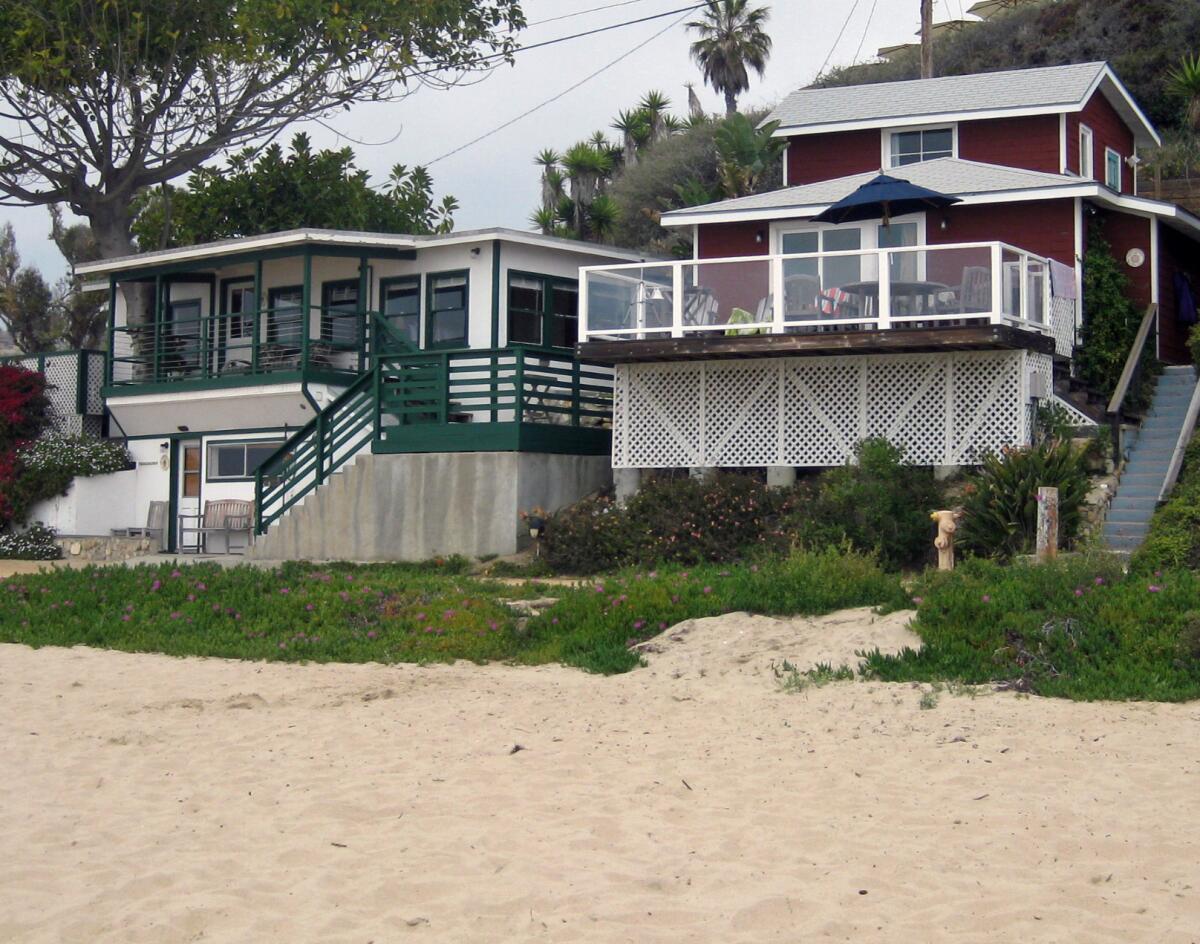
left=767, top=465, right=796, bottom=489
left=614, top=468, right=642, bottom=506
left=688, top=467, right=716, bottom=483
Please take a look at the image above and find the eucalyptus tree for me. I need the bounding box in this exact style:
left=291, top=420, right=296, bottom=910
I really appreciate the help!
left=0, top=0, right=524, bottom=319
left=687, top=0, right=773, bottom=115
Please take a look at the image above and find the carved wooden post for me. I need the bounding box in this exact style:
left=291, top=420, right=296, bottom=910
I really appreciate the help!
left=1036, top=487, right=1059, bottom=562
left=931, top=510, right=959, bottom=571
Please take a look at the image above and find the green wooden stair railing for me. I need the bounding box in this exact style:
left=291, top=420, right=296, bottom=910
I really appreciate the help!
left=254, top=368, right=378, bottom=534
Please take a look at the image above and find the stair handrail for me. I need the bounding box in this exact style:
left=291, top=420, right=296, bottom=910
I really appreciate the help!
left=254, top=367, right=377, bottom=534
left=1159, top=369, right=1200, bottom=502
left=1105, top=303, right=1158, bottom=462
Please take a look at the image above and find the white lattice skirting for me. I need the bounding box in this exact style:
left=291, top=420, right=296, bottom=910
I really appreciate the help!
left=612, top=350, right=1053, bottom=469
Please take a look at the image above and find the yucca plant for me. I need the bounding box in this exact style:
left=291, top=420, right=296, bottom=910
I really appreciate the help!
left=1168, top=53, right=1200, bottom=131
left=958, top=440, right=1091, bottom=560
left=638, top=90, right=672, bottom=145
left=587, top=195, right=620, bottom=243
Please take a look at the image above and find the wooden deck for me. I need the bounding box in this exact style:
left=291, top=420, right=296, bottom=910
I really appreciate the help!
left=578, top=323, right=1055, bottom=364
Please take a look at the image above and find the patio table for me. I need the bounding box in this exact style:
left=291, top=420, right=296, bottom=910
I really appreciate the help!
left=837, top=280, right=952, bottom=318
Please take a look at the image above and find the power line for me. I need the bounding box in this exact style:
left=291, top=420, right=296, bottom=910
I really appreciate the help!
left=424, top=9, right=693, bottom=166
left=486, top=3, right=705, bottom=61
left=852, top=0, right=880, bottom=64
left=526, top=0, right=665, bottom=28
left=815, top=0, right=863, bottom=78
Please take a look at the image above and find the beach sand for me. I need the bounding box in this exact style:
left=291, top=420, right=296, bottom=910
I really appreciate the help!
left=1, top=608, right=1198, bottom=943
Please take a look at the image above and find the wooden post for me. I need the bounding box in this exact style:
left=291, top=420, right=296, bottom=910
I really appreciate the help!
left=1036, top=486, right=1059, bottom=562
left=920, top=0, right=934, bottom=79
left=931, top=509, right=959, bottom=571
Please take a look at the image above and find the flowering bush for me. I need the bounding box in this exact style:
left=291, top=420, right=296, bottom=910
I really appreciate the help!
left=18, top=436, right=132, bottom=477
left=0, top=365, right=53, bottom=446
left=0, top=524, right=62, bottom=560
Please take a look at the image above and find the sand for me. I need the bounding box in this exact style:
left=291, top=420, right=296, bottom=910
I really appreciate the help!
left=1, top=608, right=1198, bottom=943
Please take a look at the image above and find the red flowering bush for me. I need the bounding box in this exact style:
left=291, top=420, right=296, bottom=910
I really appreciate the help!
left=0, top=365, right=56, bottom=532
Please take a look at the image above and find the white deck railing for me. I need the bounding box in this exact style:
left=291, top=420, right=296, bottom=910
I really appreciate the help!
left=580, top=241, right=1062, bottom=344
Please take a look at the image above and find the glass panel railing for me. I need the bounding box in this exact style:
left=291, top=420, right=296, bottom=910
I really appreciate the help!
left=683, top=257, right=771, bottom=334
left=885, top=245, right=994, bottom=323
left=1025, top=259, right=1047, bottom=326
left=584, top=265, right=675, bottom=338
left=1001, top=248, right=1023, bottom=319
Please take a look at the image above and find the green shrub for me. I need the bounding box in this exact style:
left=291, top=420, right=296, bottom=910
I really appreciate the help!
left=864, top=555, right=1200, bottom=702
left=544, top=440, right=947, bottom=575
left=958, top=440, right=1091, bottom=560
left=0, top=524, right=62, bottom=560
left=789, top=437, right=944, bottom=570
left=1132, top=434, right=1200, bottom=571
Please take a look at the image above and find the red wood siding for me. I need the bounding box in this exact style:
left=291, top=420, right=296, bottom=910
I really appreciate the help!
left=928, top=200, right=1076, bottom=265
left=1154, top=225, right=1197, bottom=365
left=786, top=129, right=880, bottom=186
left=1094, top=211, right=1153, bottom=308
left=958, top=115, right=1060, bottom=174
left=697, top=221, right=768, bottom=259
left=1066, top=93, right=1136, bottom=192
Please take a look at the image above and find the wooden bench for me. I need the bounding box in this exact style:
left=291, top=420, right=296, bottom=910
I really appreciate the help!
left=178, top=499, right=254, bottom=555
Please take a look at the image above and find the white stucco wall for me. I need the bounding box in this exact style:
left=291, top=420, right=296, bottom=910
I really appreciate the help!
left=26, top=469, right=140, bottom=536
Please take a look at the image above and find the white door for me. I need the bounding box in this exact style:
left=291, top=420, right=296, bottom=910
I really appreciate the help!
left=178, top=441, right=202, bottom=552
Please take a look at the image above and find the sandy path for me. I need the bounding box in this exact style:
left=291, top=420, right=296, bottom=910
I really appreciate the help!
left=1, top=609, right=1198, bottom=943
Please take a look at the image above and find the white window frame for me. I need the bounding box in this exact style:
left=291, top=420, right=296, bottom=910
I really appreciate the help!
left=1104, top=147, right=1123, bottom=191
left=772, top=215, right=928, bottom=283
left=1078, top=124, right=1094, bottom=178
left=881, top=124, right=958, bottom=169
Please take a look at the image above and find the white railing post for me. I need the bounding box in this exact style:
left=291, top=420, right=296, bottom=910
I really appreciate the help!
left=771, top=254, right=785, bottom=334
left=877, top=250, right=890, bottom=330
left=579, top=270, right=590, bottom=342
left=635, top=279, right=647, bottom=340
left=1019, top=253, right=1030, bottom=325
left=990, top=243, right=1003, bottom=323
left=671, top=263, right=684, bottom=339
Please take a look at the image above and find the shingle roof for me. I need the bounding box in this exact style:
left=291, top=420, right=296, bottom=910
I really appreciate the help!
left=661, top=158, right=1086, bottom=224
left=768, top=61, right=1108, bottom=132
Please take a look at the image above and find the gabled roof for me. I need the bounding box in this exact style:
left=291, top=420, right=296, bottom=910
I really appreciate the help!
left=662, top=158, right=1086, bottom=225
left=767, top=62, right=1159, bottom=148
left=76, top=227, right=653, bottom=277
left=659, top=157, right=1200, bottom=243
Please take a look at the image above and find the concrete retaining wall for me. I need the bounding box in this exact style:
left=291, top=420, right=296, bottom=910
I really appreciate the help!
left=26, top=469, right=139, bottom=536
left=249, top=451, right=611, bottom=562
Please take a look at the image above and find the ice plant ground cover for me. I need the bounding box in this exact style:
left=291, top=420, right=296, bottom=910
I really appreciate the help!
left=0, top=551, right=903, bottom=675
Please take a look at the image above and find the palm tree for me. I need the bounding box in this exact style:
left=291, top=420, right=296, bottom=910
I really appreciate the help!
left=588, top=195, right=620, bottom=243
left=534, top=148, right=562, bottom=214
left=529, top=207, right=557, bottom=236
left=562, top=143, right=612, bottom=237
left=713, top=114, right=786, bottom=197
left=1168, top=54, right=1200, bottom=131
left=612, top=108, right=648, bottom=169
left=687, top=0, right=772, bottom=116
left=639, top=91, right=672, bottom=146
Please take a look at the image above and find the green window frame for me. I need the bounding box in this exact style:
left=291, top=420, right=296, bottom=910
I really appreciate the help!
left=205, top=438, right=285, bottom=483
left=380, top=275, right=422, bottom=347
left=266, top=285, right=303, bottom=346
left=426, top=270, right=470, bottom=348
left=320, top=278, right=361, bottom=348
left=506, top=271, right=579, bottom=349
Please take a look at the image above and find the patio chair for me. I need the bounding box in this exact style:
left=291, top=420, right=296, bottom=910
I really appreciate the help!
left=178, top=499, right=254, bottom=555
left=959, top=266, right=992, bottom=313
left=112, top=500, right=167, bottom=551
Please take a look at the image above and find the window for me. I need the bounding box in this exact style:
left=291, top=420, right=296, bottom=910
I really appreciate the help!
left=381, top=277, right=421, bottom=346
left=207, top=440, right=284, bottom=481
left=222, top=280, right=254, bottom=340
left=889, top=127, right=953, bottom=167
left=877, top=221, right=920, bottom=282
left=507, top=273, right=580, bottom=348
left=780, top=226, right=863, bottom=314
left=182, top=445, right=201, bottom=498
left=166, top=299, right=202, bottom=373
left=321, top=280, right=360, bottom=347
left=266, top=286, right=303, bottom=346
left=1105, top=148, right=1123, bottom=191
left=1079, top=125, right=1094, bottom=178
left=427, top=272, right=469, bottom=347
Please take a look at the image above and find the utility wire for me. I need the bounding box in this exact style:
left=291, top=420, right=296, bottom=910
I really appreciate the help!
left=525, top=0, right=664, bottom=28
left=852, top=0, right=880, bottom=64
left=424, top=8, right=693, bottom=166
left=815, top=0, right=863, bottom=78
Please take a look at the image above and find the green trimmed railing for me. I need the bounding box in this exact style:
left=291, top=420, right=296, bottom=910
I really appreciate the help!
left=253, top=344, right=614, bottom=535
left=254, top=370, right=378, bottom=534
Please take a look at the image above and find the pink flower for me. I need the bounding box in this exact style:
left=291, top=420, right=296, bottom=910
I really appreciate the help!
left=1094, top=577, right=1105, bottom=586
left=1148, top=585, right=1162, bottom=593
left=703, top=586, right=713, bottom=594
left=150, top=580, right=161, bottom=592
left=278, top=642, right=287, bottom=650
left=121, top=615, right=131, bottom=622
left=981, top=594, right=991, bottom=603
left=305, top=603, right=314, bottom=611
left=187, top=594, right=195, bottom=602
left=212, top=603, right=221, bottom=612
left=634, top=620, right=645, bottom=630
left=1074, top=588, right=1084, bottom=597
left=442, top=609, right=456, bottom=620
left=279, top=588, right=290, bottom=595
left=659, top=622, right=667, bottom=630
left=195, top=582, right=206, bottom=592
left=367, top=630, right=378, bottom=639
left=339, top=591, right=350, bottom=601
left=488, top=621, right=499, bottom=631
left=552, top=618, right=559, bottom=624
left=345, top=574, right=354, bottom=582
left=170, top=570, right=181, bottom=578
left=416, top=612, right=427, bottom=621
left=170, top=611, right=182, bottom=619
left=911, top=596, right=924, bottom=605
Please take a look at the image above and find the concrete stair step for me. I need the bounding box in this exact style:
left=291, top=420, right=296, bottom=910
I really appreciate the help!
left=1106, top=510, right=1156, bottom=525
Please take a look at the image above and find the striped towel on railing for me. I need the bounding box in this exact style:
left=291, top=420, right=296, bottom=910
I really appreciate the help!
left=819, top=287, right=853, bottom=316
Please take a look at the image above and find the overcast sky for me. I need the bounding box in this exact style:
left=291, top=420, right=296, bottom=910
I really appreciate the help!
left=6, top=0, right=962, bottom=277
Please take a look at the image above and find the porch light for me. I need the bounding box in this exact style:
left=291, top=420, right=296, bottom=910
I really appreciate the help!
left=755, top=230, right=766, bottom=244
left=177, top=425, right=189, bottom=432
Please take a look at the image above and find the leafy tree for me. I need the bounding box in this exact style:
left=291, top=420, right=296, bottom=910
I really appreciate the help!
left=0, top=0, right=523, bottom=285
left=1076, top=220, right=1146, bottom=399
left=714, top=115, right=786, bottom=197
left=687, top=0, right=773, bottom=116
left=130, top=134, right=456, bottom=248
left=0, top=215, right=104, bottom=353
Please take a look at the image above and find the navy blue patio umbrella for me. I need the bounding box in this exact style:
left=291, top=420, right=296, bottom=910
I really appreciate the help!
left=811, top=173, right=961, bottom=227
